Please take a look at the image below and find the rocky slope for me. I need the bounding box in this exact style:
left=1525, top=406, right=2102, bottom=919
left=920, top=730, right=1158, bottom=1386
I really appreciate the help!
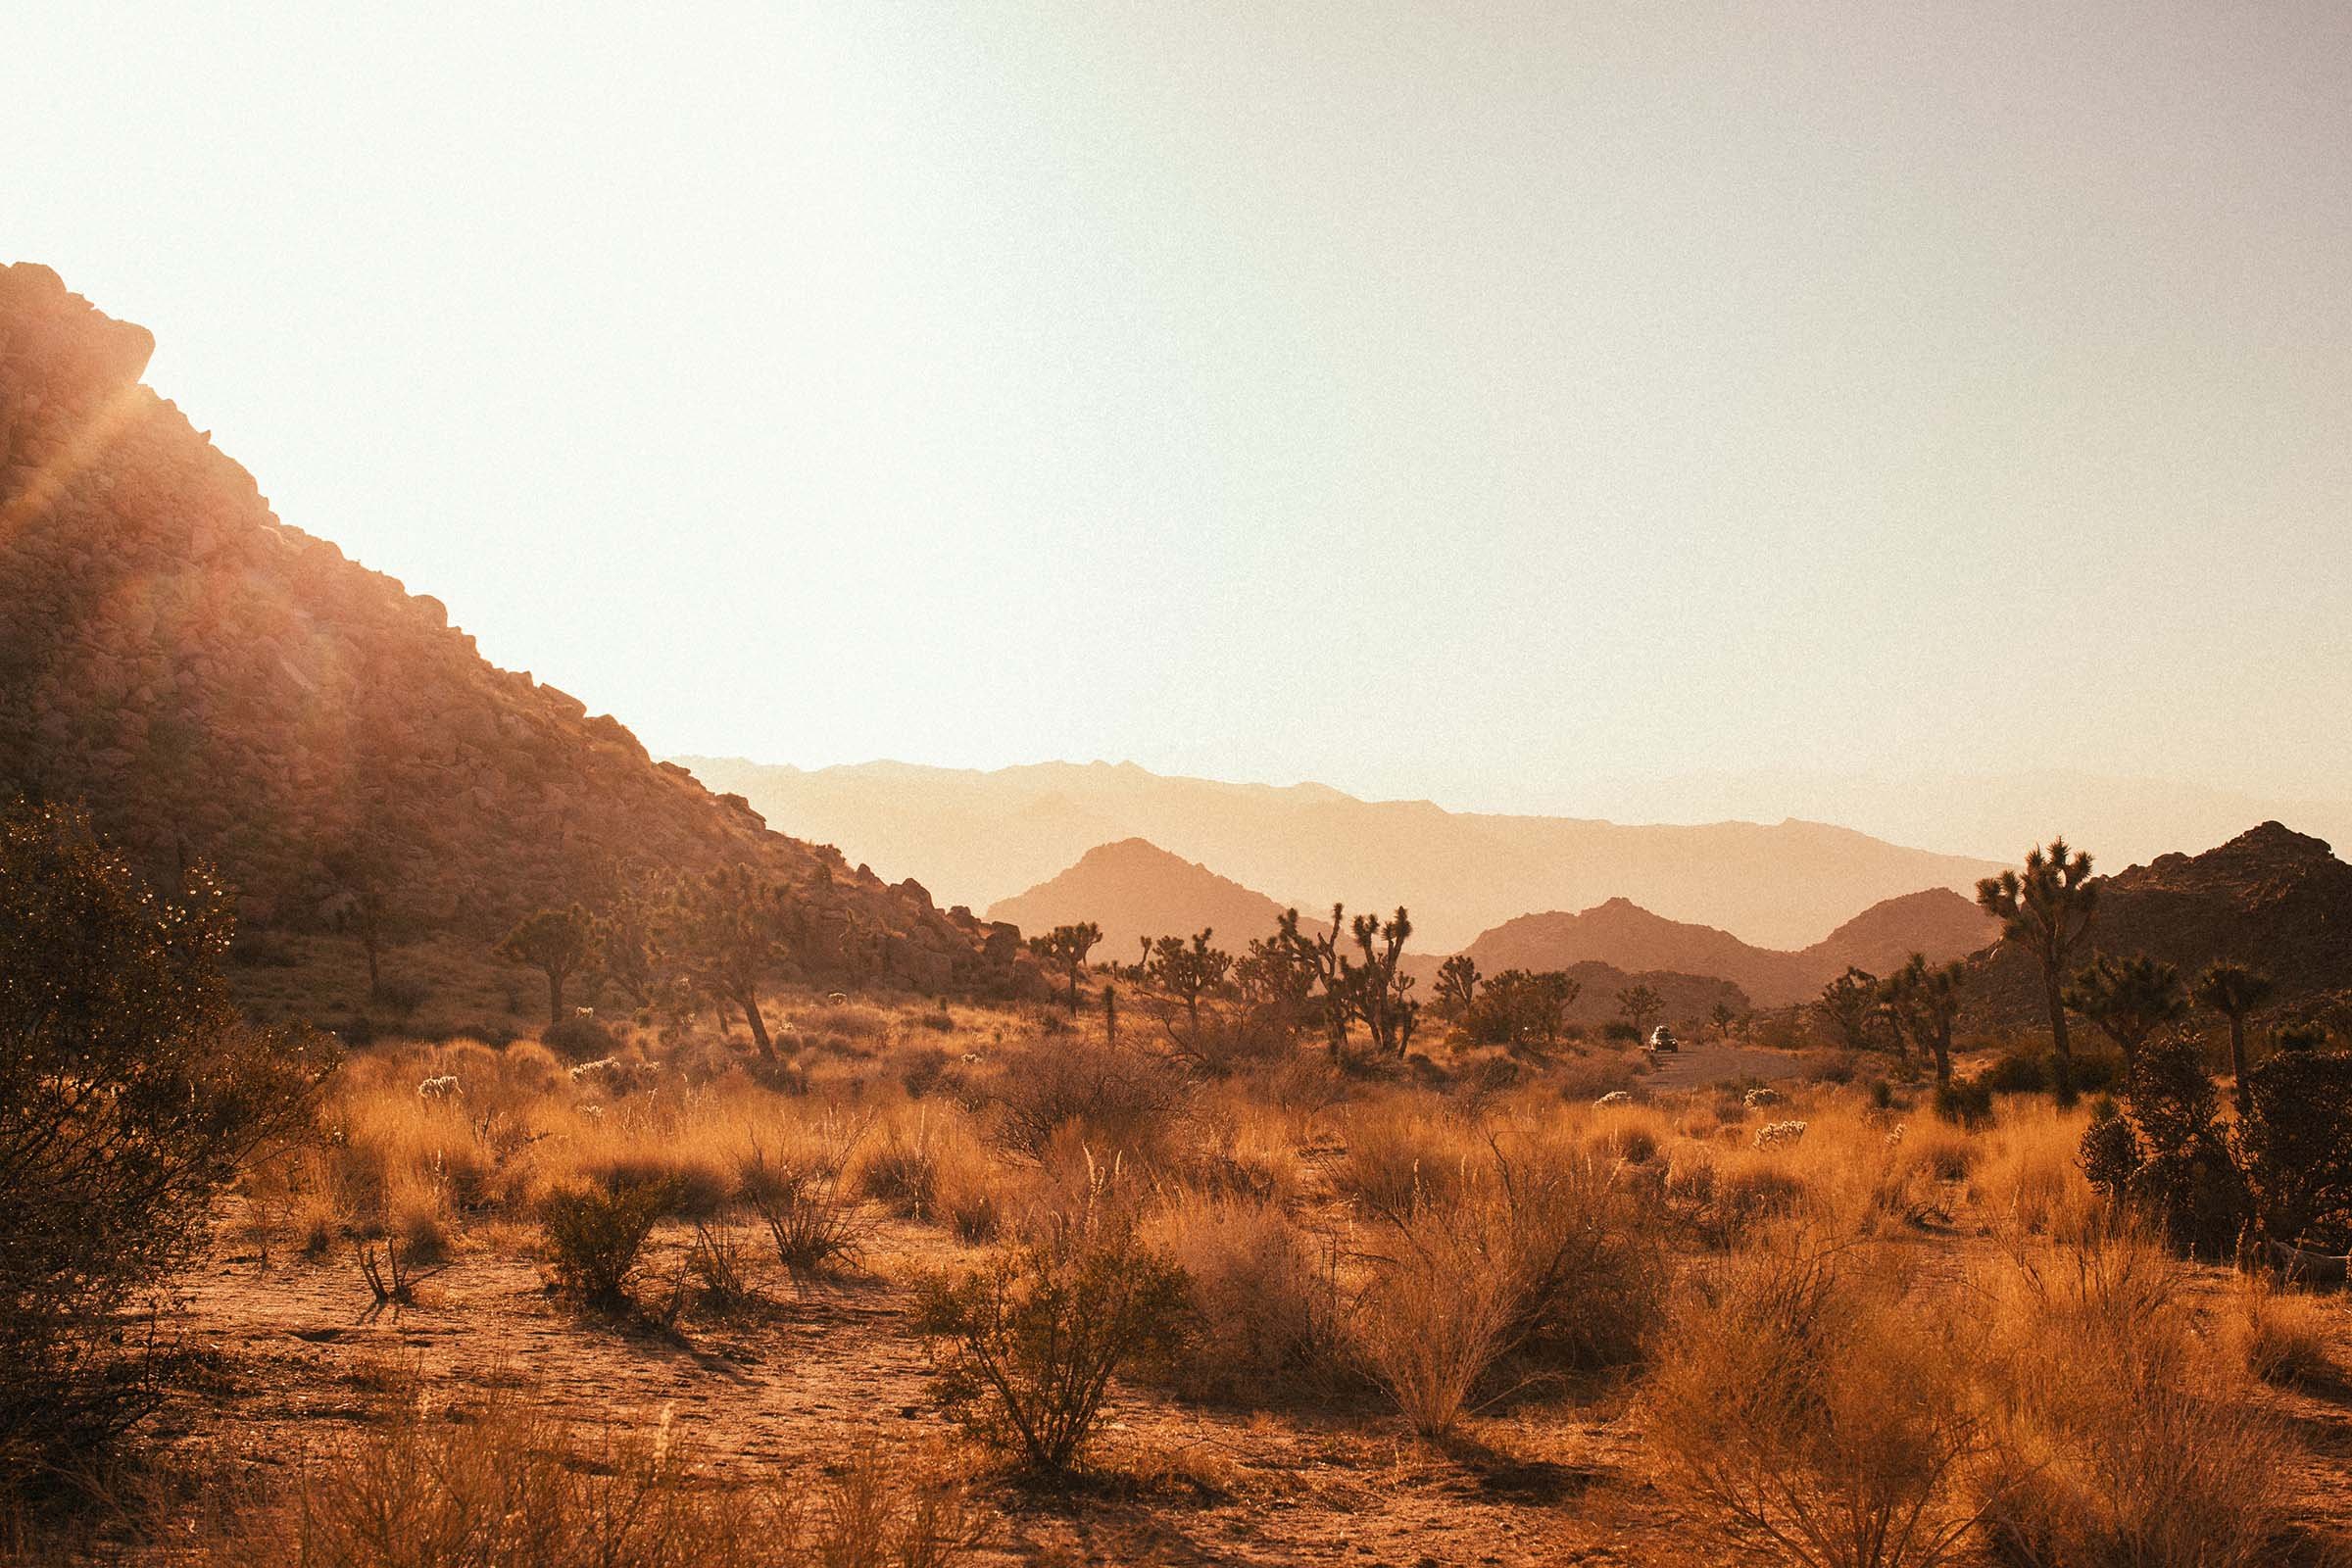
left=1464, top=889, right=1996, bottom=1007
left=1967, top=821, right=2352, bottom=1024
left=677, top=755, right=2005, bottom=952
left=0, top=265, right=1018, bottom=995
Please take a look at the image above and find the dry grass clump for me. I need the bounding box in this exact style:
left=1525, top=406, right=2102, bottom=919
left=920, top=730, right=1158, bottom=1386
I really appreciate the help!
left=1179, top=1101, right=1306, bottom=1205
left=737, top=1119, right=876, bottom=1288
left=1332, top=1094, right=1477, bottom=1213
left=1967, top=1101, right=2099, bottom=1238
left=2225, top=1276, right=2339, bottom=1388
left=1141, top=1191, right=1345, bottom=1403
left=1641, top=1224, right=1995, bottom=1568
left=197, top=1390, right=983, bottom=1568
left=1977, top=1224, right=2292, bottom=1568
left=1350, top=1133, right=1663, bottom=1438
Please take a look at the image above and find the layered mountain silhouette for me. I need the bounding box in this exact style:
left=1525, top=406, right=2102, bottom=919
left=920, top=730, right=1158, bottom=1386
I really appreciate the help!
left=986, top=836, right=1749, bottom=1024
left=1465, top=890, right=1997, bottom=1007
left=1967, top=822, right=2352, bottom=1023
left=987, top=838, right=1303, bottom=962
left=0, top=265, right=1016, bottom=994
left=676, top=756, right=2003, bottom=952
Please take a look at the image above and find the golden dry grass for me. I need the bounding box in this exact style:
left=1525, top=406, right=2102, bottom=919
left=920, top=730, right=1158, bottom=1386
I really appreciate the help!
left=41, top=985, right=2351, bottom=1568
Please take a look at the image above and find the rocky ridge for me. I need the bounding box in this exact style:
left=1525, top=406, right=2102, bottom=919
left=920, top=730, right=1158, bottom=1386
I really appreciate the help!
left=0, top=264, right=1020, bottom=994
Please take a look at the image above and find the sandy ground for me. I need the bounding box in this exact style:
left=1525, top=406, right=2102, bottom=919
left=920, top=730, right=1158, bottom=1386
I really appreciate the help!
left=145, top=1202, right=2352, bottom=1568
left=156, top=1217, right=1742, bottom=1568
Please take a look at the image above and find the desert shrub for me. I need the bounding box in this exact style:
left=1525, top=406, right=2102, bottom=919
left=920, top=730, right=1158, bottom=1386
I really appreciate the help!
left=738, top=1143, right=873, bottom=1287
left=1552, top=1053, right=1642, bottom=1102
left=1156, top=1004, right=1296, bottom=1078
left=1600, top=1020, right=1640, bottom=1043
left=0, top=800, right=328, bottom=1465
left=2078, top=1107, right=2141, bottom=1203
left=1143, top=1192, right=1344, bottom=1403
left=1981, top=1048, right=2047, bottom=1095
left=2234, top=1047, right=2352, bottom=1248
left=2115, top=1031, right=2248, bottom=1258
left=988, top=1040, right=1185, bottom=1165
left=912, top=1231, right=1190, bottom=1475
left=542, top=1013, right=619, bottom=1062
left=1980, top=1224, right=2290, bottom=1567
left=1892, top=1121, right=1977, bottom=1184
left=540, top=1177, right=677, bottom=1305
left=368, top=975, right=432, bottom=1017
left=1641, top=1227, right=1994, bottom=1568
left=898, top=1045, right=954, bottom=1100
left=858, top=1117, right=943, bottom=1217
left=1930, top=1078, right=1991, bottom=1129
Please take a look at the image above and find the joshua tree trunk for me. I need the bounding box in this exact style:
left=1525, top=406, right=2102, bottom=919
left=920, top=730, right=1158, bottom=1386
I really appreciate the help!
left=2042, top=960, right=2075, bottom=1100
left=1931, top=1021, right=1952, bottom=1089
left=2228, top=1014, right=2251, bottom=1117
left=738, top=993, right=773, bottom=1058
left=546, top=970, right=565, bottom=1026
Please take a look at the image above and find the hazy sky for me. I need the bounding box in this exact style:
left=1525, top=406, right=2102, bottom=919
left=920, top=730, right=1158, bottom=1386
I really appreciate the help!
left=8, top=4, right=2348, bottom=818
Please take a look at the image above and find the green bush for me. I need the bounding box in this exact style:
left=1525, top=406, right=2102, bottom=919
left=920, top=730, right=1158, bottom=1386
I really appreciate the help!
left=913, top=1233, right=1190, bottom=1475
left=543, top=1013, right=619, bottom=1062
left=1933, top=1079, right=1994, bottom=1129
left=541, top=1178, right=678, bottom=1305
left=0, top=799, right=327, bottom=1464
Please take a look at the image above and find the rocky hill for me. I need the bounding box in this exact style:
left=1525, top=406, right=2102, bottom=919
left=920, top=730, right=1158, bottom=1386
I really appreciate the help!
left=986, top=838, right=1306, bottom=962
left=1967, top=822, right=2352, bottom=1023
left=0, top=265, right=1019, bottom=995
left=1464, top=888, right=1996, bottom=1007
left=676, top=755, right=2004, bottom=952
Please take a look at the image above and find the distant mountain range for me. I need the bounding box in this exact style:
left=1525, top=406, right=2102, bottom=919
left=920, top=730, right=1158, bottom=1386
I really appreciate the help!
left=1572, top=767, right=2352, bottom=872
left=1465, top=890, right=1997, bottom=1007
left=991, top=835, right=1996, bottom=1009
left=988, top=837, right=1750, bottom=1027
left=673, top=756, right=2003, bottom=952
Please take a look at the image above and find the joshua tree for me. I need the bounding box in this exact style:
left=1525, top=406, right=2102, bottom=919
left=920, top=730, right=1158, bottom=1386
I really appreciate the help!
left=1618, top=983, right=1665, bottom=1040
left=667, top=865, right=800, bottom=1056
left=1348, top=907, right=1420, bottom=1057
left=591, top=880, right=665, bottom=1008
left=1814, top=967, right=1884, bottom=1054
left=1708, top=1001, right=1740, bottom=1040
left=1884, top=953, right=1967, bottom=1087
left=1977, top=839, right=2098, bottom=1101
left=1277, top=906, right=1352, bottom=1060
left=2195, top=959, right=2277, bottom=1117
left=1272, top=905, right=1419, bottom=1060
left=1434, top=955, right=1481, bottom=1020
left=1146, top=928, right=1233, bottom=1042
left=2063, top=953, right=2186, bottom=1070
left=498, top=905, right=596, bottom=1025
left=1027, top=922, right=1103, bottom=1014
